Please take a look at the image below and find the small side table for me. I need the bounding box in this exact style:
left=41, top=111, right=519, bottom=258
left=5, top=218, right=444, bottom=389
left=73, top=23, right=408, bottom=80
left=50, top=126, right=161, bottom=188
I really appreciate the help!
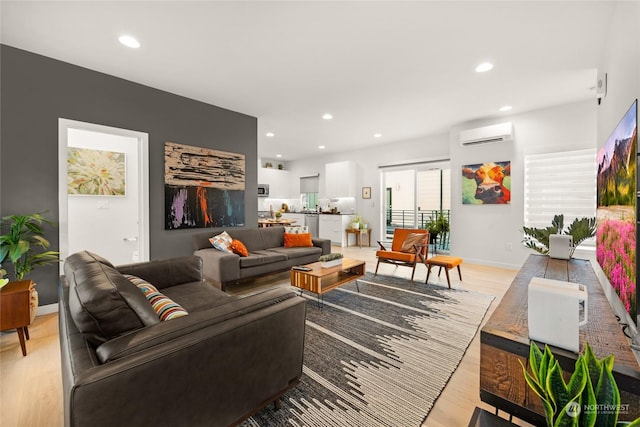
left=0, top=280, right=38, bottom=356
left=345, top=228, right=372, bottom=248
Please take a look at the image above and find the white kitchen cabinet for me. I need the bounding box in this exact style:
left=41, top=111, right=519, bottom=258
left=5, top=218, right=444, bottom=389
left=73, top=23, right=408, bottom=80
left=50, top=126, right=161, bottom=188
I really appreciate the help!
left=258, top=167, right=294, bottom=198
left=318, top=214, right=354, bottom=247
left=324, top=161, right=356, bottom=198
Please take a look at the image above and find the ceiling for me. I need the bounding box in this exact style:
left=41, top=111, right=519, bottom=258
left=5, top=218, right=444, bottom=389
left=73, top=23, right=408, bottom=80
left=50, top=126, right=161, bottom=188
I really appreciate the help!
left=0, top=1, right=614, bottom=161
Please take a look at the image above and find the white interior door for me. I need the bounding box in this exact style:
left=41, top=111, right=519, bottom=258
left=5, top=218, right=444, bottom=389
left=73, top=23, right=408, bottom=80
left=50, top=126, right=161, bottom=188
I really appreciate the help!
left=59, top=119, right=149, bottom=266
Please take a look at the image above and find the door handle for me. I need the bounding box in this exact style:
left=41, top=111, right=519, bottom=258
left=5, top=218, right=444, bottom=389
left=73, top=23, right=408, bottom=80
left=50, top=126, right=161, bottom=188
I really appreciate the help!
left=123, top=237, right=138, bottom=242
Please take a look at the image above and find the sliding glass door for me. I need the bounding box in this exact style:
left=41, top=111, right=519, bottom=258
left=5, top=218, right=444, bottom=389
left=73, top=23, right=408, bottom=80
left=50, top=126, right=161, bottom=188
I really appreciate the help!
left=381, top=161, right=450, bottom=250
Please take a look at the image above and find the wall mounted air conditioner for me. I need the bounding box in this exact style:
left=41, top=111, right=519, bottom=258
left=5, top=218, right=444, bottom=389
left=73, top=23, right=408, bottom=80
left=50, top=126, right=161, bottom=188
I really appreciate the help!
left=459, top=122, right=513, bottom=146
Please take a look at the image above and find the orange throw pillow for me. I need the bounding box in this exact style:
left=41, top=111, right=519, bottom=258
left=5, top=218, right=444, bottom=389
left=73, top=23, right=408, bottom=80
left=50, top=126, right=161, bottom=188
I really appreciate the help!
left=284, top=233, right=313, bottom=248
left=230, top=239, right=249, bottom=257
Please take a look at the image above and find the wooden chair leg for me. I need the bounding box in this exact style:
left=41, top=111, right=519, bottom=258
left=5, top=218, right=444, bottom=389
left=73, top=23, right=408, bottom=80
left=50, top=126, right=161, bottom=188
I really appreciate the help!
left=444, top=268, right=451, bottom=289
left=24, top=326, right=30, bottom=341
left=410, top=264, right=417, bottom=281
left=457, top=265, right=462, bottom=281
left=425, top=264, right=432, bottom=284
left=375, top=259, right=380, bottom=276
left=438, top=266, right=443, bottom=277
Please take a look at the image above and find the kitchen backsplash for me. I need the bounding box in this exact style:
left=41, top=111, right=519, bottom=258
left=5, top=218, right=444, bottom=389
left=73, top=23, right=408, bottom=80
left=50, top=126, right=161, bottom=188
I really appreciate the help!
left=258, top=196, right=355, bottom=213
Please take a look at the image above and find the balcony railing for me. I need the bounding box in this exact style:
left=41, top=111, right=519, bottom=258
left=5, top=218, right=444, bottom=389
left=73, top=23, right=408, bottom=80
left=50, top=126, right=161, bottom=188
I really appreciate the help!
left=385, top=209, right=450, bottom=252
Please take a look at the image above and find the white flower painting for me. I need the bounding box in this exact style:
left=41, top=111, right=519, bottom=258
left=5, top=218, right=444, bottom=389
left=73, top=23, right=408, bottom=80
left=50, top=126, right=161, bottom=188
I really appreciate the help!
left=67, top=147, right=126, bottom=196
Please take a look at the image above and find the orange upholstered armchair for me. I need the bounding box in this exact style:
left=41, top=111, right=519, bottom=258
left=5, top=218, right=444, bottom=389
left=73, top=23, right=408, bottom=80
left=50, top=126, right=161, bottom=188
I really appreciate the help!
left=375, top=228, right=429, bottom=281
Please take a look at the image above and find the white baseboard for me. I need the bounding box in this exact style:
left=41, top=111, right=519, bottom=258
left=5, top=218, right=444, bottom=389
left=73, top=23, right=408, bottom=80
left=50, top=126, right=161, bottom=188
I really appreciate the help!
left=37, top=303, right=59, bottom=316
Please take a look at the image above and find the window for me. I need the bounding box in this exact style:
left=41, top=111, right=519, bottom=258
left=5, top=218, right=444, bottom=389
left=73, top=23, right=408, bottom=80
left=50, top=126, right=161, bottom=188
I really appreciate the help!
left=524, top=149, right=596, bottom=247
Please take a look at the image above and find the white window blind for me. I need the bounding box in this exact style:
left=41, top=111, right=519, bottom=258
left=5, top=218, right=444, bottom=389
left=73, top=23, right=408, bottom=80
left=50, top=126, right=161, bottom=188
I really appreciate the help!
left=524, top=149, right=596, bottom=246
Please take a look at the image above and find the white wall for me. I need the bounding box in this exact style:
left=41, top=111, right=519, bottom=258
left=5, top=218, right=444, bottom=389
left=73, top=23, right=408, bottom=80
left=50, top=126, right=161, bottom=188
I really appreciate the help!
left=285, top=101, right=596, bottom=267
left=450, top=100, right=597, bottom=269
left=286, top=133, right=450, bottom=242
left=597, top=1, right=640, bottom=145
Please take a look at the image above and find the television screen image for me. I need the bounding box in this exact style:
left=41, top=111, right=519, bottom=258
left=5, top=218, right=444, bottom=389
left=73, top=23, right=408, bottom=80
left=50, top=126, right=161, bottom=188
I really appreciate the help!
left=596, top=100, right=637, bottom=323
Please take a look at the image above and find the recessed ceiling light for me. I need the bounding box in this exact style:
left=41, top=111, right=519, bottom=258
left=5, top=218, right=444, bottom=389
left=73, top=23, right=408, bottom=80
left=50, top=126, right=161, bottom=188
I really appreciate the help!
left=373, top=133, right=382, bottom=138
left=118, top=35, right=140, bottom=49
left=276, top=154, right=282, bottom=158
left=318, top=145, right=326, bottom=149
left=475, top=62, right=493, bottom=73
left=266, top=132, right=275, bottom=137
left=322, top=113, right=333, bottom=120
left=499, top=105, right=513, bottom=112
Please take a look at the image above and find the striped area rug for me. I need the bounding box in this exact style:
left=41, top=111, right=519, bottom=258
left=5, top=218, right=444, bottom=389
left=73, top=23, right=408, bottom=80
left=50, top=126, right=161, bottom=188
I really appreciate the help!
left=244, top=273, right=495, bottom=427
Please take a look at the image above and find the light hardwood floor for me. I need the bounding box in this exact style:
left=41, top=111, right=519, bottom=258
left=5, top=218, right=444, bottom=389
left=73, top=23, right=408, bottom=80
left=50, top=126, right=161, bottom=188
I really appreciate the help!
left=0, top=245, right=534, bottom=426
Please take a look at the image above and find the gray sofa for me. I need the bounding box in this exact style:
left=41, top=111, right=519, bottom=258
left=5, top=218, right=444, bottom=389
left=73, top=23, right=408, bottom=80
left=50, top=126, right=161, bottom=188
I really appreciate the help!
left=59, top=251, right=306, bottom=427
left=193, top=226, right=331, bottom=290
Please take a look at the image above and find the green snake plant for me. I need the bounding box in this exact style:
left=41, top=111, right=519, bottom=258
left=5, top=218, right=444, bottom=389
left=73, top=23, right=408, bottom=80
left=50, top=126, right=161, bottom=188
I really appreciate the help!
left=521, top=342, right=640, bottom=427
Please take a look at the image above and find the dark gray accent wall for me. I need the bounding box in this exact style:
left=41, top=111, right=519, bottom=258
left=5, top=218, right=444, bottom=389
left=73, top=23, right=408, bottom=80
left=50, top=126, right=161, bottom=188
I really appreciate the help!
left=1, top=45, right=258, bottom=305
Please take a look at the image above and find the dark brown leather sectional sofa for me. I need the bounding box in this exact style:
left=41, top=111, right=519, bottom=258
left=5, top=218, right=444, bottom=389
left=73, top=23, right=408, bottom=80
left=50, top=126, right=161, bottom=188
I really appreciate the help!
left=59, top=251, right=306, bottom=427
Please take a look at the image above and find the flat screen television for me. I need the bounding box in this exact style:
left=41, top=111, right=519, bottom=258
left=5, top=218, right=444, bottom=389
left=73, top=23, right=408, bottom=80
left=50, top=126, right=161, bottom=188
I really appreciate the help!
left=596, top=99, right=638, bottom=342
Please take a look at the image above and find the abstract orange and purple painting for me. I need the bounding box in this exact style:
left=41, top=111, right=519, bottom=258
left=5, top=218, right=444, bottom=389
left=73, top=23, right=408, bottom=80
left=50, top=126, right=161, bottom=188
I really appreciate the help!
left=164, top=142, right=245, bottom=229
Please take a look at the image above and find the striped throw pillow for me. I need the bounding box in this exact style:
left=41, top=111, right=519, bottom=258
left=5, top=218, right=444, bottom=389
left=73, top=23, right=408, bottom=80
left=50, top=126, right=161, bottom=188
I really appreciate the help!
left=125, top=275, right=188, bottom=321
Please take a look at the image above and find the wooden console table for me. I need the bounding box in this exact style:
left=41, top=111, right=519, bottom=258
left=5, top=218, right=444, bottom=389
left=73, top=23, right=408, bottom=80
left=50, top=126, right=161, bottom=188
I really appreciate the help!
left=480, top=255, right=640, bottom=424
left=0, top=280, right=38, bottom=356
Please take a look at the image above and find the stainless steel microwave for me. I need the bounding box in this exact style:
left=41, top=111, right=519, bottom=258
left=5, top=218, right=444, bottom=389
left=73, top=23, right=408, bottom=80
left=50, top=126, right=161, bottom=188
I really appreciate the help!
left=257, top=184, right=269, bottom=197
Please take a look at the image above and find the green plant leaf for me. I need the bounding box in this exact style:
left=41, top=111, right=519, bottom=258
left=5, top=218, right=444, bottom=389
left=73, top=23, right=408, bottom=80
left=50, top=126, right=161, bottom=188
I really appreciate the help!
left=547, top=360, right=568, bottom=411
left=530, top=342, right=545, bottom=383
left=618, top=418, right=640, bottom=427
left=566, top=357, right=588, bottom=402
left=0, top=245, right=8, bottom=263
left=8, top=240, right=30, bottom=263
left=594, top=355, right=620, bottom=427
left=554, top=400, right=582, bottom=427
left=540, top=345, right=556, bottom=394
left=521, top=350, right=556, bottom=426
left=552, top=214, right=565, bottom=233
left=31, top=234, right=50, bottom=248
left=584, top=343, right=603, bottom=392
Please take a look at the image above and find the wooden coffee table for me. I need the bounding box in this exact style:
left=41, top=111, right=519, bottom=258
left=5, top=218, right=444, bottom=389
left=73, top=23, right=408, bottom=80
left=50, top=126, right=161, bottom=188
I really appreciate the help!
left=290, top=258, right=365, bottom=306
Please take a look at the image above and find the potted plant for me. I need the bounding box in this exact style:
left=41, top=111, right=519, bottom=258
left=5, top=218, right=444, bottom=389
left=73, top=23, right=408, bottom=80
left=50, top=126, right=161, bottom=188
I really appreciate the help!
left=521, top=341, right=640, bottom=426
left=351, top=214, right=362, bottom=230
left=426, top=211, right=449, bottom=244
left=319, top=252, right=343, bottom=268
left=0, top=212, right=60, bottom=281
left=522, top=214, right=596, bottom=258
